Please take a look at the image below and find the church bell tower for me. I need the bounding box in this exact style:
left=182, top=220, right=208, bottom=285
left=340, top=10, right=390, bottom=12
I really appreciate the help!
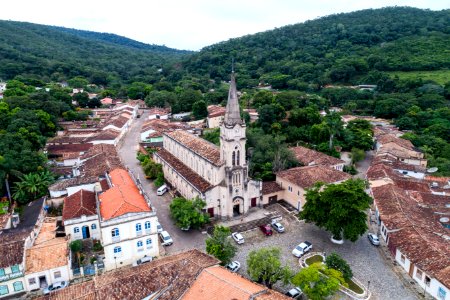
left=220, top=73, right=248, bottom=216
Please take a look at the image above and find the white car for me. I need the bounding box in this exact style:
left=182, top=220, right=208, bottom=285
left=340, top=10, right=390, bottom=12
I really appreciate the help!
left=42, top=281, right=69, bottom=295
left=292, top=241, right=312, bottom=257
left=285, top=287, right=303, bottom=298
left=226, top=261, right=241, bottom=272
left=159, top=231, right=173, bottom=246
left=271, top=222, right=285, bottom=233
left=156, top=222, right=163, bottom=233
left=137, top=256, right=152, bottom=265
left=231, top=232, right=244, bottom=244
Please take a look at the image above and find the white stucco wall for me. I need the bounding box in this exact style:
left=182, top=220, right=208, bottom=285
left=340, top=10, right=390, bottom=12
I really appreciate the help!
left=25, top=265, right=70, bottom=292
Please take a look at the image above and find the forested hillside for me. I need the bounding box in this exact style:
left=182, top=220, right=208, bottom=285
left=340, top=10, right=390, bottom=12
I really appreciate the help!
left=180, top=7, right=449, bottom=89
left=0, top=20, right=189, bottom=85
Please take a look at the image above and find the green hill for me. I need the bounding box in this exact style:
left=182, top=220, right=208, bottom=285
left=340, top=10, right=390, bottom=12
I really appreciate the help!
left=0, top=20, right=190, bottom=84
left=180, top=7, right=450, bottom=88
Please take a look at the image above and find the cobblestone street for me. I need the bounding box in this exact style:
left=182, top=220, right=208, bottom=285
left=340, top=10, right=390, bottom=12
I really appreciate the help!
left=230, top=205, right=418, bottom=300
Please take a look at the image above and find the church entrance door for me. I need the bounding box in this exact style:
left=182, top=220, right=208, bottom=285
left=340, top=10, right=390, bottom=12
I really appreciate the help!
left=233, top=204, right=240, bottom=217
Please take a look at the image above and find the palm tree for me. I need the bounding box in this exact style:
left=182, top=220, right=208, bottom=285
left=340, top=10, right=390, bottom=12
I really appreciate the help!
left=325, top=112, right=344, bottom=150
left=13, top=170, right=55, bottom=203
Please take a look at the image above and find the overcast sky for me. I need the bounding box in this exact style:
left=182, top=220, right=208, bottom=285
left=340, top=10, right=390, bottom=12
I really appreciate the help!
left=0, top=1, right=448, bottom=50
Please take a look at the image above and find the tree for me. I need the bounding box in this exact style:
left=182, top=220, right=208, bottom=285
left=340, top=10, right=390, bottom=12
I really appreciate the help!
left=169, top=197, right=209, bottom=230
left=351, top=148, right=365, bottom=164
left=292, top=263, right=344, bottom=300
left=12, top=170, right=55, bottom=204
left=324, top=112, right=344, bottom=150
left=299, top=179, right=372, bottom=241
left=247, top=247, right=291, bottom=289
left=70, top=240, right=83, bottom=266
left=325, top=252, right=353, bottom=280
left=192, top=100, right=208, bottom=119
left=205, top=226, right=236, bottom=265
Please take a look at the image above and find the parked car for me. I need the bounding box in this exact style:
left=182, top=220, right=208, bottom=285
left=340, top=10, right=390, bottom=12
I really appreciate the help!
left=157, top=184, right=168, bottom=196
left=259, top=224, right=273, bottom=236
left=226, top=261, right=241, bottom=272
left=231, top=232, right=245, bottom=244
left=137, top=256, right=152, bottom=265
left=42, top=281, right=69, bottom=295
left=156, top=222, right=163, bottom=233
left=292, top=241, right=312, bottom=257
left=159, top=231, right=173, bottom=246
left=271, top=221, right=285, bottom=233
left=368, top=233, right=380, bottom=246
left=285, top=287, right=303, bottom=299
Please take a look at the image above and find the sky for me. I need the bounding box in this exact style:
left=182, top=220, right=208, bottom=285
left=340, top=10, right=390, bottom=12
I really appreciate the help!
left=0, top=1, right=448, bottom=51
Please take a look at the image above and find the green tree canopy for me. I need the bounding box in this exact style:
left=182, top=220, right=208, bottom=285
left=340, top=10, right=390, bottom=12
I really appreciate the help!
left=247, top=247, right=292, bottom=289
left=325, top=252, right=353, bottom=280
left=292, top=263, right=345, bottom=300
left=205, top=226, right=237, bottom=265
left=169, top=197, right=209, bottom=230
left=299, top=179, right=372, bottom=241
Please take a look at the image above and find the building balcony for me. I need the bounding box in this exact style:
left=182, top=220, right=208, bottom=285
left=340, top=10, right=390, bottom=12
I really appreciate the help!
left=0, top=271, right=24, bottom=282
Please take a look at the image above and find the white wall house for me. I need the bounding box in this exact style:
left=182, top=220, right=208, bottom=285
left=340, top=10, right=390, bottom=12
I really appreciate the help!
left=62, top=190, right=101, bottom=242
left=98, top=169, right=159, bottom=271
left=0, top=263, right=26, bottom=298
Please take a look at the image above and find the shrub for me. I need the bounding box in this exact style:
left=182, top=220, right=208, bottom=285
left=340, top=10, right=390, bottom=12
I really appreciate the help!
left=325, top=252, right=353, bottom=280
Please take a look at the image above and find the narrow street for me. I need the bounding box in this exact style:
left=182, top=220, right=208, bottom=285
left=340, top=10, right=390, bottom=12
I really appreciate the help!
left=117, top=112, right=206, bottom=255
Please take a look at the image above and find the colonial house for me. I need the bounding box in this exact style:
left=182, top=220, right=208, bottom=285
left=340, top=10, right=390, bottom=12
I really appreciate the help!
left=289, top=146, right=346, bottom=171
left=275, top=165, right=351, bottom=210
left=24, top=219, right=70, bottom=292
left=0, top=198, right=46, bottom=298
left=148, top=107, right=170, bottom=120
left=206, top=105, right=226, bottom=128
left=154, top=74, right=262, bottom=219
left=371, top=185, right=450, bottom=300
left=62, top=189, right=101, bottom=241
left=376, top=134, right=427, bottom=167
left=98, top=169, right=159, bottom=271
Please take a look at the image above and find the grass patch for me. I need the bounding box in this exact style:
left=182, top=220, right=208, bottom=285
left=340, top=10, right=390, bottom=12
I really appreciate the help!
left=387, top=70, right=450, bottom=85
left=305, top=255, right=324, bottom=265
left=345, top=278, right=364, bottom=294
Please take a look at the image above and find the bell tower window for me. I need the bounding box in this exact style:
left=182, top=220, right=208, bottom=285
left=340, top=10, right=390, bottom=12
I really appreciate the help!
left=237, top=150, right=240, bottom=166
left=232, top=151, right=236, bottom=166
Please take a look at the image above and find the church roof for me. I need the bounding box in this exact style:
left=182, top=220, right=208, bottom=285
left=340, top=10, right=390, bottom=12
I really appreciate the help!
left=224, top=73, right=243, bottom=127
left=165, top=130, right=223, bottom=166
left=155, top=149, right=214, bottom=193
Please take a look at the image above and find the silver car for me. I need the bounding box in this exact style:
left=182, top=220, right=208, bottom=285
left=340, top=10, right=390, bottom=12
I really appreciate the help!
left=271, top=222, right=285, bottom=233
left=231, top=232, right=245, bottom=244
left=43, top=281, right=69, bottom=295
left=226, top=261, right=241, bottom=272
left=368, top=233, right=380, bottom=246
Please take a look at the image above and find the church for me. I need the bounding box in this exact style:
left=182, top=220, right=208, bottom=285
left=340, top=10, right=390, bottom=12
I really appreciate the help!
left=154, top=73, right=263, bottom=219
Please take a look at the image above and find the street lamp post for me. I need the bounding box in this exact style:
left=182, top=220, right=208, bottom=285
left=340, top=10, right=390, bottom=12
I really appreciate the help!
left=114, top=256, right=117, bottom=269
left=368, top=281, right=370, bottom=291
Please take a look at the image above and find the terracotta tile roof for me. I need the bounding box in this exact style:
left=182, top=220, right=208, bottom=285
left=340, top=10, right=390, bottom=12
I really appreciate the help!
left=277, top=165, right=351, bottom=189
left=207, top=105, right=226, bottom=118
left=141, top=119, right=188, bottom=134
left=262, top=181, right=283, bottom=195
left=182, top=266, right=266, bottom=300
left=47, top=136, right=88, bottom=145
left=62, top=190, right=97, bottom=221
left=155, top=149, right=213, bottom=193
left=373, top=154, right=427, bottom=173
left=106, top=115, right=129, bottom=129
left=148, top=107, right=170, bottom=115
left=47, top=144, right=93, bottom=156
left=372, top=184, right=450, bottom=288
left=256, top=290, right=294, bottom=300
left=80, top=144, right=123, bottom=177
left=366, top=163, right=401, bottom=181
left=290, top=146, right=344, bottom=167
left=38, top=249, right=219, bottom=300
left=0, top=230, right=28, bottom=268
left=165, top=130, right=223, bottom=166
left=377, top=134, right=415, bottom=151
left=25, top=220, right=69, bottom=274
left=99, top=169, right=151, bottom=220
left=392, top=178, right=430, bottom=192
left=48, top=177, right=98, bottom=191
left=86, top=129, right=120, bottom=142
left=100, top=97, right=113, bottom=104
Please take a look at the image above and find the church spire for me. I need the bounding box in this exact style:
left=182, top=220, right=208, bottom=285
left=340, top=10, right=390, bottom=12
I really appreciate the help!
left=224, top=72, right=243, bottom=127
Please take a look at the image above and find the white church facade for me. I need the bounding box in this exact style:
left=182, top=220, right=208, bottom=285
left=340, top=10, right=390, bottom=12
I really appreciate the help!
left=154, top=74, right=263, bottom=219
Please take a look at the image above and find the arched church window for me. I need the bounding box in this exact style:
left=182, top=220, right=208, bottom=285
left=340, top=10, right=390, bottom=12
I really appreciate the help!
left=237, top=150, right=240, bottom=166
left=232, top=151, right=236, bottom=166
